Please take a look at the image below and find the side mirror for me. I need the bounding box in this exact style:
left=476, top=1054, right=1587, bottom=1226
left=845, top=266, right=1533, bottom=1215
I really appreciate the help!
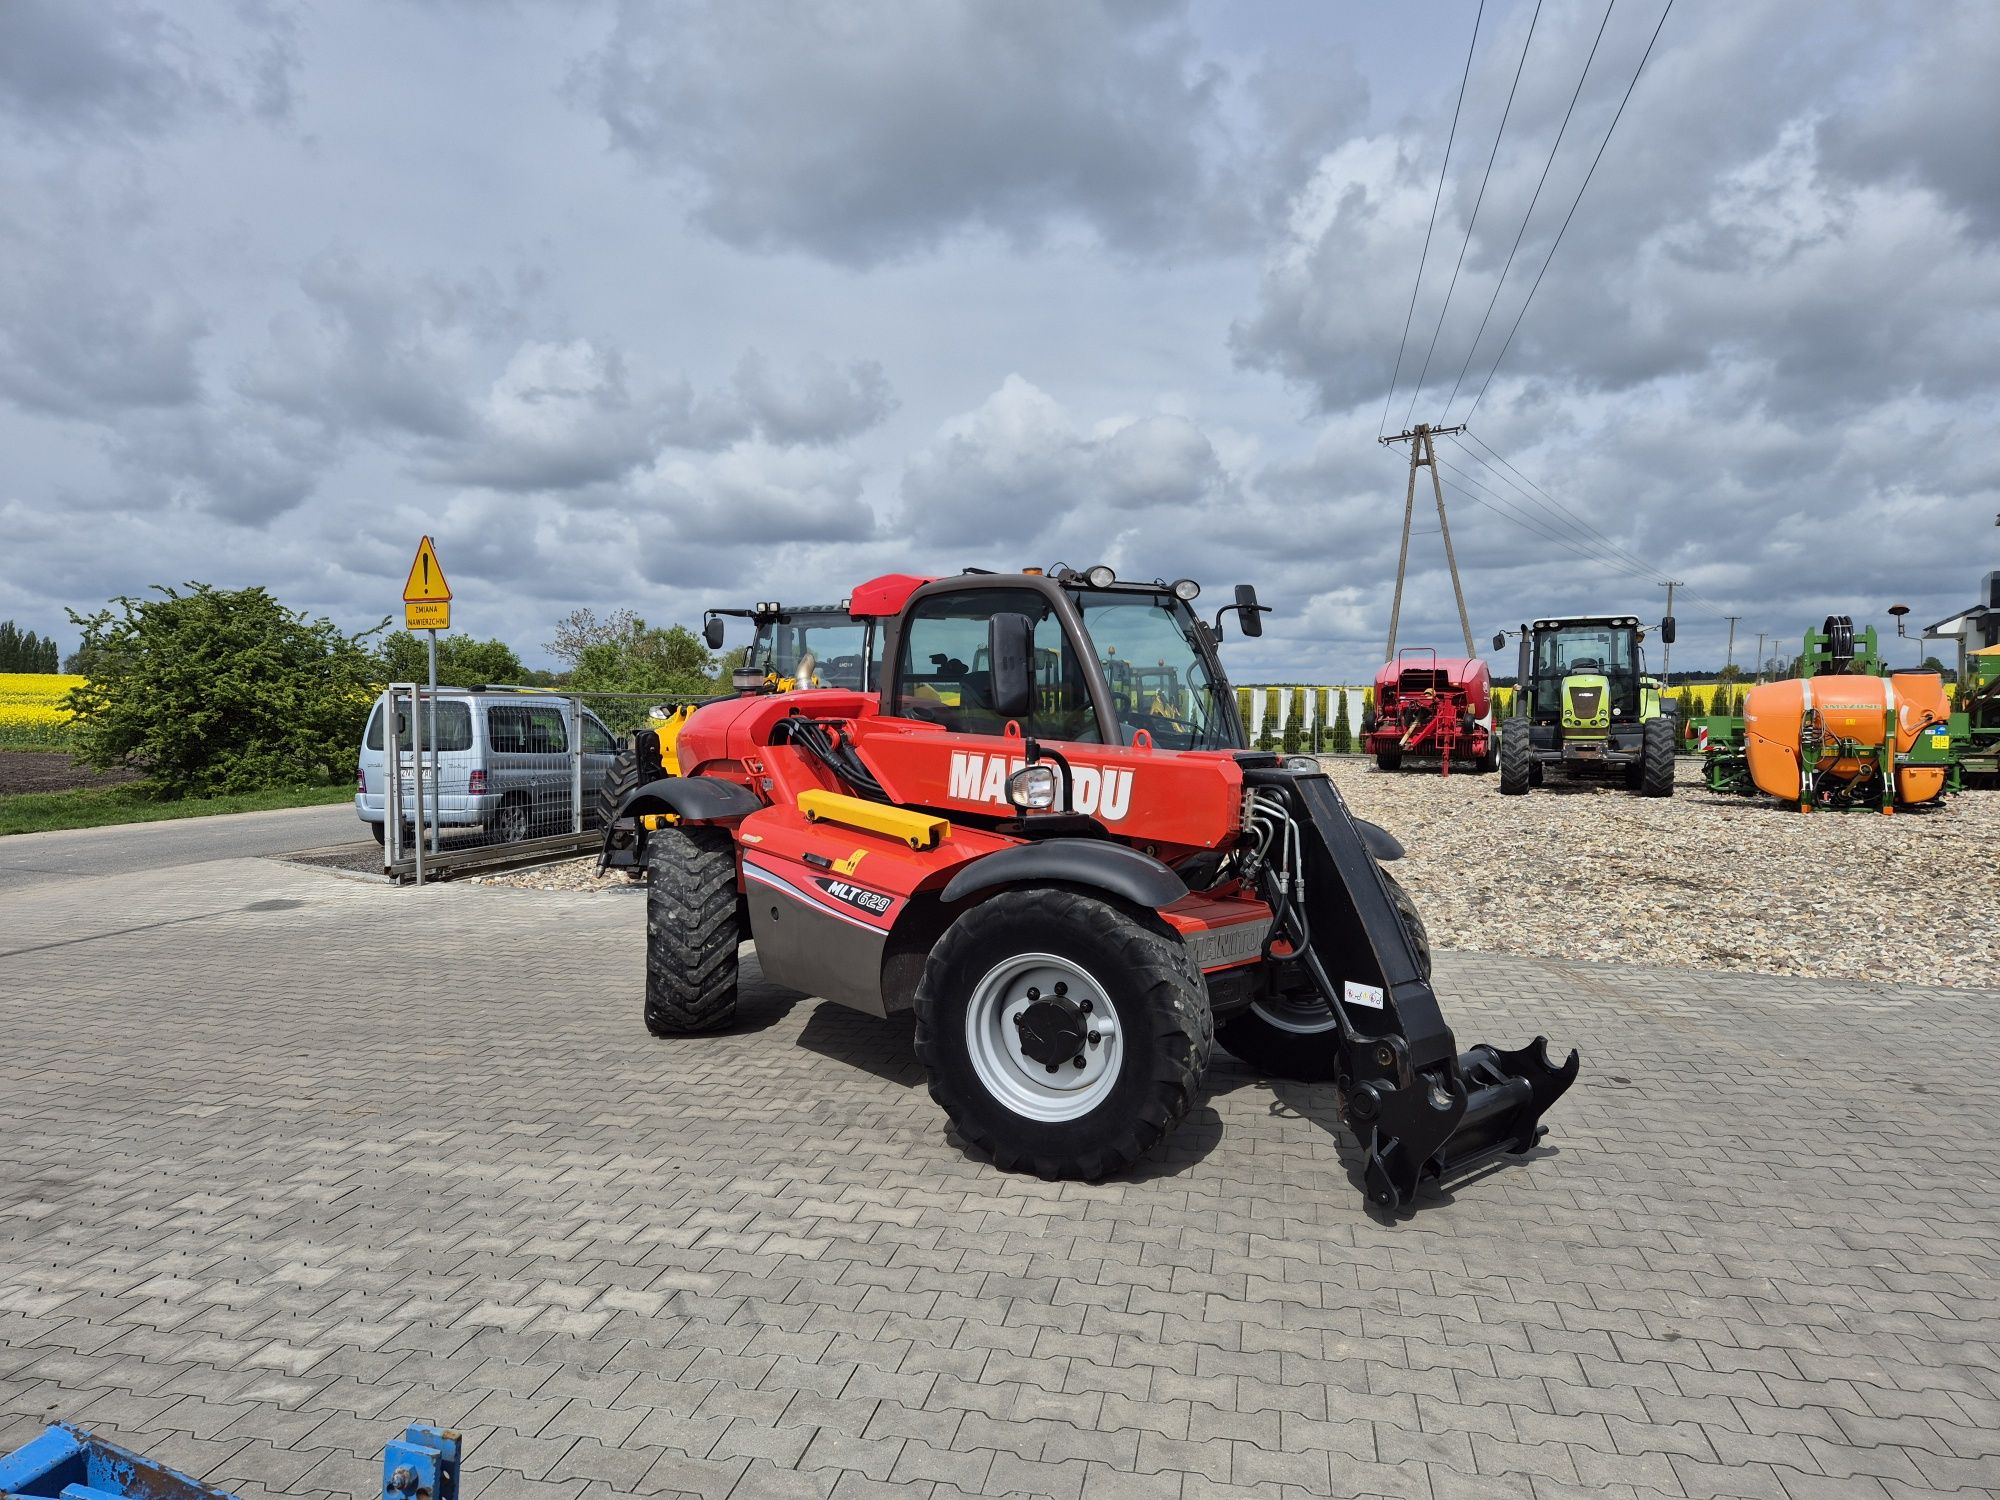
left=1491, top=631, right=1506, bottom=652
left=1660, top=616, right=1677, bottom=645
left=702, top=616, right=726, bottom=650
left=1234, top=584, right=1263, bottom=638
left=987, top=612, right=1035, bottom=719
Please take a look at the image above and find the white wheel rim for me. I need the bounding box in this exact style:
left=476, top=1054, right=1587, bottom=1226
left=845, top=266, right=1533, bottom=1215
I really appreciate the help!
left=1250, top=993, right=1339, bottom=1036
left=964, top=952, right=1122, bottom=1122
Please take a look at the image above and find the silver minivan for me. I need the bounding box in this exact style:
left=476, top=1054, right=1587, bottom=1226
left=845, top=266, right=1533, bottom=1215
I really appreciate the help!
left=356, top=690, right=620, bottom=845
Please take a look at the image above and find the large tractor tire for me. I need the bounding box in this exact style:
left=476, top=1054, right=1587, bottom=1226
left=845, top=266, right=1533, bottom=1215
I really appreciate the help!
left=1498, top=719, right=1533, bottom=794
left=594, top=742, right=642, bottom=832
left=1216, top=871, right=1430, bottom=1083
left=914, top=889, right=1212, bottom=1180
left=643, top=825, right=741, bottom=1035
left=1637, top=716, right=1676, bottom=798
left=1374, top=748, right=1403, bottom=772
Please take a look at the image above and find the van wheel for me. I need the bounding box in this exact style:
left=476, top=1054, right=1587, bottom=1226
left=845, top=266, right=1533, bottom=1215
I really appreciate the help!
left=1216, top=872, right=1430, bottom=1083
left=644, top=826, right=740, bottom=1034
left=369, top=822, right=386, bottom=847
left=915, top=890, right=1212, bottom=1180
left=492, top=796, right=531, bottom=843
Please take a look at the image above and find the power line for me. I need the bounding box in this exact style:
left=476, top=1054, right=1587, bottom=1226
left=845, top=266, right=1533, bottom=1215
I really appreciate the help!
left=1402, top=0, right=1543, bottom=429
left=1429, top=453, right=1665, bottom=585
left=1440, top=0, right=1615, bottom=419
left=1462, top=0, right=1676, bottom=423
left=1444, top=443, right=1666, bottom=584
left=1378, top=0, right=1486, bottom=439
left=1454, top=431, right=1676, bottom=586
left=1451, top=441, right=1737, bottom=623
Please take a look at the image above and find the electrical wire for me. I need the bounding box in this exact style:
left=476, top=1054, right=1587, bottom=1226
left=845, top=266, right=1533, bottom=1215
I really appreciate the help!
left=1403, top=0, right=1544, bottom=429
left=1431, top=453, right=1666, bottom=585
left=1379, top=0, right=1486, bottom=439
left=1440, top=0, right=1614, bottom=419
left=1462, top=0, right=1676, bottom=423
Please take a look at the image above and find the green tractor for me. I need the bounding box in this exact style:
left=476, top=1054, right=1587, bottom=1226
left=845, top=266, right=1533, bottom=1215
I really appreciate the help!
left=1494, top=614, right=1677, bottom=797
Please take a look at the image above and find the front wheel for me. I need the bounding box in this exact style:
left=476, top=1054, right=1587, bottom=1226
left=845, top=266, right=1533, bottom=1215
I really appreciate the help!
left=1638, top=716, right=1676, bottom=798
left=914, top=889, right=1212, bottom=1180
left=1498, top=718, right=1532, bottom=794
left=644, top=825, right=741, bottom=1034
left=1374, top=748, right=1403, bottom=772
left=1215, top=872, right=1430, bottom=1083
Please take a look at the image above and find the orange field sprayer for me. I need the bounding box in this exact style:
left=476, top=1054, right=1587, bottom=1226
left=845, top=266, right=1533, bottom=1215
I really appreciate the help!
left=1699, top=615, right=1955, bottom=812
left=599, top=566, right=1577, bottom=1213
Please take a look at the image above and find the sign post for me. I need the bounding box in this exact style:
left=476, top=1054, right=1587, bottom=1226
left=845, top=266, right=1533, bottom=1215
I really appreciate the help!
left=403, top=537, right=453, bottom=857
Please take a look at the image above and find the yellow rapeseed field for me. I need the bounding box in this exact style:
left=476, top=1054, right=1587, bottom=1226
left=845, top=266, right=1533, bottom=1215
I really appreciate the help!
left=0, top=673, right=82, bottom=750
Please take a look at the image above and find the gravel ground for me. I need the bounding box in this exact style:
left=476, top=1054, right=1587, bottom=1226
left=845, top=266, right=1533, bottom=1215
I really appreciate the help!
left=483, top=757, right=1999, bottom=987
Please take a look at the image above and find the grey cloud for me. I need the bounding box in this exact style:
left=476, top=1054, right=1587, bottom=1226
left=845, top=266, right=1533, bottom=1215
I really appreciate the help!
left=727, top=352, right=897, bottom=446
left=0, top=0, right=299, bottom=139
left=570, top=0, right=1356, bottom=267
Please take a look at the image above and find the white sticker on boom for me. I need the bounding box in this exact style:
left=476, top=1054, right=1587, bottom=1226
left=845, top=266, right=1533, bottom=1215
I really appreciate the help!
left=1344, top=980, right=1386, bottom=1011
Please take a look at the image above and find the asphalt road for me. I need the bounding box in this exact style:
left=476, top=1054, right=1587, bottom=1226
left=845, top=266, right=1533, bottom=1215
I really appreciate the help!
left=0, top=801, right=365, bottom=890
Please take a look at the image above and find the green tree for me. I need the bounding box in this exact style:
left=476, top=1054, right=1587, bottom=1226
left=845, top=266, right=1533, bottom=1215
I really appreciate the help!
left=65, top=584, right=383, bottom=796
left=572, top=620, right=716, bottom=694
left=1281, top=687, right=1305, bottom=754
left=1255, top=687, right=1279, bottom=750
left=0, top=621, right=60, bottom=672
left=0, top=620, right=16, bottom=670
left=1236, top=686, right=1253, bottom=739
left=1331, top=688, right=1353, bottom=753
left=376, top=630, right=526, bottom=688
left=1312, top=686, right=1331, bottom=752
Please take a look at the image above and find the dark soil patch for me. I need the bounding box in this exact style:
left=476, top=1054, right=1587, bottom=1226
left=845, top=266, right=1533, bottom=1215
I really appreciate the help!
left=0, top=751, right=143, bottom=796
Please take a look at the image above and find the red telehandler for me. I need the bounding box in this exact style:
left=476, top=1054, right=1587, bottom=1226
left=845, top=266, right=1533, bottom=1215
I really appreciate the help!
left=601, top=567, right=1576, bottom=1211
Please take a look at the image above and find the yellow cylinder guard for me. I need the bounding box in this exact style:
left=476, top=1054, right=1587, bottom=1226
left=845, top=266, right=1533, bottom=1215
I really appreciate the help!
left=797, top=789, right=949, bottom=850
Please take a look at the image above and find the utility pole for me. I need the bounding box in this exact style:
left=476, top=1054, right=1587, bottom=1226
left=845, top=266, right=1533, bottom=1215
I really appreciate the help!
left=1754, top=631, right=1767, bottom=682
left=1379, top=423, right=1474, bottom=660
left=1658, top=579, right=1684, bottom=681
left=1723, top=615, right=1740, bottom=674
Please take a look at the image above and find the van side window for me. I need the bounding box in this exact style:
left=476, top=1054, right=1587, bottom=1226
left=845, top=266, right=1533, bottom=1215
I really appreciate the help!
left=582, top=717, right=614, bottom=754
left=370, top=701, right=471, bottom=751
left=489, top=704, right=568, bottom=754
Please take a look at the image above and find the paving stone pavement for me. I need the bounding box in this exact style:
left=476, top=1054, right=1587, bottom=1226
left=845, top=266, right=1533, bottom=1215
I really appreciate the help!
left=1, top=857, right=1996, bottom=1500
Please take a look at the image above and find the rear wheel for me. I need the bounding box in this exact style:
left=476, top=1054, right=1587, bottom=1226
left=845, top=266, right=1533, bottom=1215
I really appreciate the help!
left=914, top=889, right=1211, bottom=1179
left=1638, top=716, right=1676, bottom=798
left=1374, top=748, right=1403, bottom=772
left=368, top=821, right=386, bottom=846
left=1216, top=872, right=1430, bottom=1083
left=1499, top=718, right=1532, bottom=794
left=644, top=826, right=740, bottom=1035
left=492, top=795, right=531, bottom=843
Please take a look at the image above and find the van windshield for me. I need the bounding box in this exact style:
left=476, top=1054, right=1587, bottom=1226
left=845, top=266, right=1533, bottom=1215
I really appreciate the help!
left=366, top=700, right=472, bottom=752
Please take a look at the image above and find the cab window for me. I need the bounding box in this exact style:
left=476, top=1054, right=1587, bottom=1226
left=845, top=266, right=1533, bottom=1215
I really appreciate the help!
left=894, top=588, right=1098, bottom=742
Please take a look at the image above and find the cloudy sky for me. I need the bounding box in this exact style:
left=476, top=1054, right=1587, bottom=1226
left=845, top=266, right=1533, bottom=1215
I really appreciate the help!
left=2, top=0, right=1995, bottom=681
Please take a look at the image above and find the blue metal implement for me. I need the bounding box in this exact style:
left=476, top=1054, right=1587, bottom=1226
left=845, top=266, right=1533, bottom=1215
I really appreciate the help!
left=2, top=1422, right=463, bottom=1500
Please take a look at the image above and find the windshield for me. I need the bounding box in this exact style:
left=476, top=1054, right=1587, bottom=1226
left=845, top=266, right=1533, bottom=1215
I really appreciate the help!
left=1076, top=594, right=1234, bottom=751
left=752, top=615, right=872, bottom=688
left=1534, top=624, right=1637, bottom=717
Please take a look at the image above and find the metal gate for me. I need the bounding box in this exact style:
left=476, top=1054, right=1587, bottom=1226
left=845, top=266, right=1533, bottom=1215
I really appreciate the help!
left=369, top=685, right=673, bottom=884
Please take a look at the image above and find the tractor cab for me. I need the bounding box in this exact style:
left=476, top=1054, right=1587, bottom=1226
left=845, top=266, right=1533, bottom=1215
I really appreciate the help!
left=702, top=601, right=879, bottom=692
left=1496, top=613, right=1677, bottom=796
left=879, top=566, right=1255, bottom=751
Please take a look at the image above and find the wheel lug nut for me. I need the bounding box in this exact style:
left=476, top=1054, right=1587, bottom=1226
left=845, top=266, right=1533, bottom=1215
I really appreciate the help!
left=1054, top=982, right=1068, bottom=996
left=1026, top=987, right=1040, bottom=1001
left=1078, top=997, right=1091, bottom=1012
left=1088, top=1032, right=1100, bottom=1045
left=1073, top=1055, right=1085, bottom=1068
left=1045, top=1063, right=1059, bottom=1074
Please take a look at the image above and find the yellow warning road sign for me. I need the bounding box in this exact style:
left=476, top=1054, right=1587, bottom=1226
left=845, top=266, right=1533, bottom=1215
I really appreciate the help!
left=405, top=599, right=450, bottom=630
left=403, top=536, right=452, bottom=603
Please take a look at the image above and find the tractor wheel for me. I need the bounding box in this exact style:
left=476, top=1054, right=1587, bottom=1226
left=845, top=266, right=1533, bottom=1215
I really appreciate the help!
left=643, top=825, right=741, bottom=1035
left=593, top=742, right=642, bottom=832
left=1637, top=716, right=1676, bottom=798
left=1498, top=718, right=1532, bottom=794
left=1474, top=734, right=1499, bottom=774
left=914, top=889, right=1212, bottom=1180
left=1374, top=749, right=1403, bottom=772
left=1216, top=872, right=1431, bottom=1083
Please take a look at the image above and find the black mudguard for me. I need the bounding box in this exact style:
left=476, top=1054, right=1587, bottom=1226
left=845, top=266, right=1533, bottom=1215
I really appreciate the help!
left=598, top=775, right=764, bottom=872
left=940, top=838, right=1188, bottom=909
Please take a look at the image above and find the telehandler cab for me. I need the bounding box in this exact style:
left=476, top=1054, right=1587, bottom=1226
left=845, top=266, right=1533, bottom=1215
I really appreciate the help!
left=604, top=567, right=1577, bottom=1211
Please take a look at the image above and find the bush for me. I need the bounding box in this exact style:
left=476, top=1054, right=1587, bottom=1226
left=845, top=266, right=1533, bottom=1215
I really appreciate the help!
left=571, top=620, right=716, bottom=695
left=1281, top=687, right=1305, bottom=754
left=376, top=630, right=527, bottom=688
left=65, top=584, right=382, bottom=796
left=1331, top=688, right=1353, bottom=753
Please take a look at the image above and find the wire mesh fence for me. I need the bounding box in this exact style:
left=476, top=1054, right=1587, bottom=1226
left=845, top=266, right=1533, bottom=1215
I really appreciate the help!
left=366, top=685, right=696, bottom=883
